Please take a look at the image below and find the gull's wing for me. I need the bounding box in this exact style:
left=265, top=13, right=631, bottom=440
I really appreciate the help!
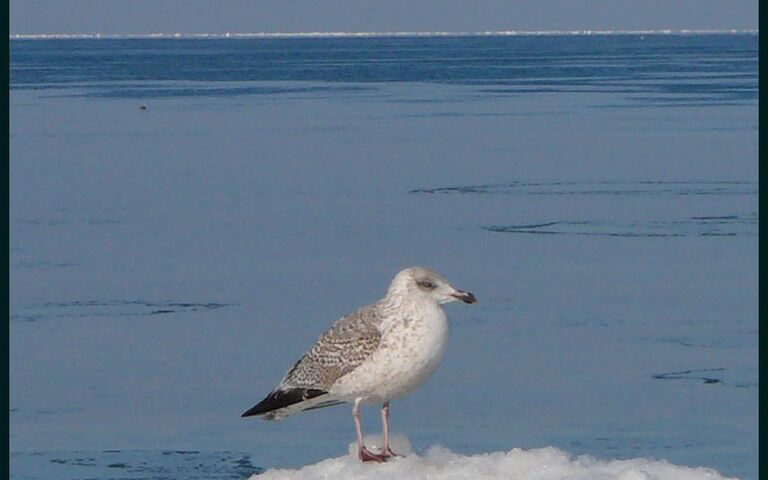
left=280, top=303, right=383, bottom=390
left=242, top=303, right=383, bottom=420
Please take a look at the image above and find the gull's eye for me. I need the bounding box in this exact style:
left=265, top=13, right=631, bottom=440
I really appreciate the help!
left=417, top=279, right=436, bottom=289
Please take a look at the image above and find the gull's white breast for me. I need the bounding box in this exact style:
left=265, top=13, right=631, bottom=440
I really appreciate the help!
left=329, top=302, right=449, bottom=404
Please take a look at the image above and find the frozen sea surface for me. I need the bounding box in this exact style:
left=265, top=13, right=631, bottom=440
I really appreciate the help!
left=10, top=34, right=757, bottom=479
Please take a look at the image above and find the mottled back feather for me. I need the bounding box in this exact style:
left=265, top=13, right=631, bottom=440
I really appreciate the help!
left=278, top=303, right=385, bottom=390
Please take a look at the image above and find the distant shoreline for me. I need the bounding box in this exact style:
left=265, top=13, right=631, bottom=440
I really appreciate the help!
left=8, top=29, right=758, bottom=40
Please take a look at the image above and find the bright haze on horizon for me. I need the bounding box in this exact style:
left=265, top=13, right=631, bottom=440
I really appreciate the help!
left=9, top=0, right=757, bottom=35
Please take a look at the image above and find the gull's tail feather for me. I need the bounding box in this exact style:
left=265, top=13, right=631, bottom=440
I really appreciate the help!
left=242, top=388, right=344, bottom=421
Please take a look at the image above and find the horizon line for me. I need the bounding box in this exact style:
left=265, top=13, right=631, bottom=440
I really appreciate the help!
left=9, top=29, right=758, bottom=40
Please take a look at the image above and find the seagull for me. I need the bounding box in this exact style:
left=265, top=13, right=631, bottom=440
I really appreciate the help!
left=242, top=266, right=476, bottom=462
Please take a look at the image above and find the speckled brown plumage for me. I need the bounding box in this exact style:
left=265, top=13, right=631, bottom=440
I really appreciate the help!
left=279, top=304, right=386, bottom=390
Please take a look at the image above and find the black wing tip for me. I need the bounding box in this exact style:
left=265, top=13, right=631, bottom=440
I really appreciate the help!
left=241, top=406, right=261, bottom=418
left=241, top=388, right=327, bottom=418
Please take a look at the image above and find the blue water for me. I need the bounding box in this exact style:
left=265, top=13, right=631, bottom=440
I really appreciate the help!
left=10, top=34, right=757, bottom=480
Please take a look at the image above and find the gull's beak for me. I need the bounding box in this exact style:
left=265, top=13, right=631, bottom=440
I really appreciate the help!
left=450, top=289, right=477, bottom=304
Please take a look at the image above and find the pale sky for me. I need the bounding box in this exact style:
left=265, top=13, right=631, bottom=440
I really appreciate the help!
left=10, top=0, right=758, bottom=35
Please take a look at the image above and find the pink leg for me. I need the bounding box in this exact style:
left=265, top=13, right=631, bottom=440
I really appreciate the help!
left=380, top=402, right=402, bottom=458
left=353, top=398, right=387, bottom=463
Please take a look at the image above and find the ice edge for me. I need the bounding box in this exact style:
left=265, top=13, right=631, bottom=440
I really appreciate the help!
left=9, top=29, right=759, bottom=40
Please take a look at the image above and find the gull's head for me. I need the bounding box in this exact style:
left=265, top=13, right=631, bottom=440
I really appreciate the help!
left=387, top=266, right=477, bottom=305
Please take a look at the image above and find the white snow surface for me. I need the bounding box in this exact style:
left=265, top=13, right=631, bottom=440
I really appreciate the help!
left=253, top=435, right=733, bottom=480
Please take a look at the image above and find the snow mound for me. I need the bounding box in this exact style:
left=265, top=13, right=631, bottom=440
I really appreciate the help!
left=253, top=435, right=732, bottom=480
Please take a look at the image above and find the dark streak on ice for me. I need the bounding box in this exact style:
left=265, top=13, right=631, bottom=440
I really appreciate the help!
left=482, top=213, right=756, bottom=238
left=410, top=180, right=756, bottom=196
left=10, top=300, right=229, bottom=323
left=35, top=450, right=264, bottom=479
left=653, top=368, right=726, bottom=385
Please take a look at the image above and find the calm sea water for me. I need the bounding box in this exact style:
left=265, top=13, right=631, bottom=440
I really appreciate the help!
left=10, top=35, right=757, bottom=480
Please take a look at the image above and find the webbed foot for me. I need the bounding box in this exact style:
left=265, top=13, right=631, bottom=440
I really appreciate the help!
left=359, top=447, right=388, bottom=463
